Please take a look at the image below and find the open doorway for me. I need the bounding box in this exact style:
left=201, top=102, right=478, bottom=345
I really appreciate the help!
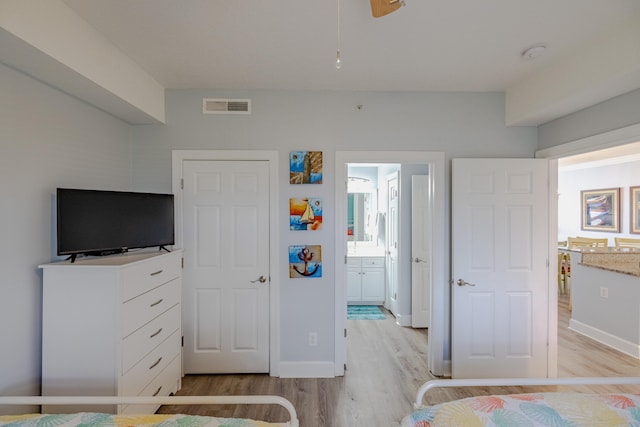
left=555, top=141, right=640, bottom=363
left=346, top=164, right=399, bottom=316
left=537, top=127, right=640, bottom=376
left=334, top=151, right=446, bottom=377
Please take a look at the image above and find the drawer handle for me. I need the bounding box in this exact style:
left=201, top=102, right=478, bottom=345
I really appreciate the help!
left=150, top=298, right=164, bottom=307
left=150, top=328, right=163, bottom=338
left=149, top=357, right=163, bottom=370
left=152, top=386, right=162, bottom=397
left=150, top=269, right=163, bottom=276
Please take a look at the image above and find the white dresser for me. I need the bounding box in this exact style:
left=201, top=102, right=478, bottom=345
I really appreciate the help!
left=40, top=249, right=183, bottom=414
left=347, top=256, right=386, bottom=304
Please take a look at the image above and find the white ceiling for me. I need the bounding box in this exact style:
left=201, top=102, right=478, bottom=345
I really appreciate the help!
left=2, top=1, right=639, bottom=127
left=61, top=0, right=639, bottom=94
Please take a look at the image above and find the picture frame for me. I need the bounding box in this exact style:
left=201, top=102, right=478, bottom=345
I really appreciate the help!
left=288, top=245, right=322, bottom=278
left=289, top=197, right=322, bottom=231
left=631, top=186, right=640, bottom=234
left=289, top=151, right=323, bottom=184
left=581, top=187, right=620, bottom=232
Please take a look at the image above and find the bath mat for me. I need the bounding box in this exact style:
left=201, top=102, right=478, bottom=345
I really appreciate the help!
left=347, top=305, right=386, bottom=320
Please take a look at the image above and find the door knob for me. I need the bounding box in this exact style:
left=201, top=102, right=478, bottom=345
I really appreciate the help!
left=250, top=275, right=267, bottom=283
left=414, top=257, right=426, bottom=263
left=456, top=279, right=476, bottom=287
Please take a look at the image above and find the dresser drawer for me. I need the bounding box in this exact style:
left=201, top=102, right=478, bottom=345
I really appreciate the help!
left=361, top=257, right=385, bottom=267
left=121, top=330, right=181, bottom=397
left=121, top=253, right=181, bottom=302
left=121, top=278, right=180, bottom=338
left=119, top=355, right=181, bottom=414
left=347, top=257, right=361, bottom=268
left=122, top=304, right=181, bottom=374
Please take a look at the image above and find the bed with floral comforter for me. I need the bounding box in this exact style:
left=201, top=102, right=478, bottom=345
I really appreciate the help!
left=402, top=392, right=640, bottom=426
left=0, top=412, right=287, bottom=427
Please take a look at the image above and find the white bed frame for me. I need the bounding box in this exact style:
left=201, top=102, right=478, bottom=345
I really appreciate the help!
left=0, top=395, right=299, bottom=427
left=414, top=376, right=640, bottom=409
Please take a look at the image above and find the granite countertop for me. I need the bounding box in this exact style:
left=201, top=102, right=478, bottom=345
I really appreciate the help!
left=576, top=248, right=640, bottom=276
left=347, top=246, right=386, bottom=257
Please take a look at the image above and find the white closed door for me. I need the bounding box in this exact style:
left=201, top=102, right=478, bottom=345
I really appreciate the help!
left=452, top=158, right=549, bottom=378
left=182, top=160, right=270, bottom=373
left=411, top=175, right=430, bottom=328
left=386, top=172, right=399, bottom=315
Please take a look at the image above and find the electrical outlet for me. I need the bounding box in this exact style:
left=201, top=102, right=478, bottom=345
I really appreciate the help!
left=309, top=332, right=318, bottom=346
left=600, top=287, right=608, bottom=298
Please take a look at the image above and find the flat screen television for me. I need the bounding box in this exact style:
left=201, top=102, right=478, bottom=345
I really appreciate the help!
left=56, top=188, right=175, bottom=261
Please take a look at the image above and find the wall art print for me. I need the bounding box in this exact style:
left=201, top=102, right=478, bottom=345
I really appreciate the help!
left=290, top=197, right=322, bottom=231
left=290, top=151, right=323, bottom=184
left=631, top=186, right=640, bottom=234
left=288, top=245, right=322, bottom=278
left=581, top=187, right=620, bottom=232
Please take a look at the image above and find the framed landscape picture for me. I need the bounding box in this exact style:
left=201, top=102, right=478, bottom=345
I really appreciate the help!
left=631, top=186, right=640, bottom=234
left=581, top=187, right=620, bottom=232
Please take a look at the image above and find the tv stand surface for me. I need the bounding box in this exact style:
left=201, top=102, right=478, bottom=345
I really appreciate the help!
left=65, top=247, right=172, bottom=264
left=58, top=248, right=176, bottom=267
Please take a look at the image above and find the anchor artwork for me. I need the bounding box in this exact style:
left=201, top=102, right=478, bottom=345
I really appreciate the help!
left=288, top=245, right=322, bottom=278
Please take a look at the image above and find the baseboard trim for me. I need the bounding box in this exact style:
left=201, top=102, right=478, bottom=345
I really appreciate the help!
left=569, top=319, right=640, bottom=359
left=278, top=361, right=335, bottom=378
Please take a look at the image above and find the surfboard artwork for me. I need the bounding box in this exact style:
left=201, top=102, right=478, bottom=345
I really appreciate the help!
left=290, top=151, right=323, bottom=184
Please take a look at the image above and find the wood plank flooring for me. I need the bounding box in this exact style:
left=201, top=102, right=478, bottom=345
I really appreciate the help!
left=159, top=298, right=640, bottom=426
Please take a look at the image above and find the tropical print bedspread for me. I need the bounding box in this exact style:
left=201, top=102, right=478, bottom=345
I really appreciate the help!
left=402, top=392, right=640, bottom=426
left=0, top=412, right=287, bottom=427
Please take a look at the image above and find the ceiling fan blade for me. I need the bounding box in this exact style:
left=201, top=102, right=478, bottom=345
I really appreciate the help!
left=370, top=0, right=402, bottom=18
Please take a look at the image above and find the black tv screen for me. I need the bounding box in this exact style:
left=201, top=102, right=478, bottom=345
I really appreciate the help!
left=56, top=188, right=175, bottom=258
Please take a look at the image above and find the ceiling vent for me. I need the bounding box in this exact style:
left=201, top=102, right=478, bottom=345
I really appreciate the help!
left=203, top=98, right=251, bottom=115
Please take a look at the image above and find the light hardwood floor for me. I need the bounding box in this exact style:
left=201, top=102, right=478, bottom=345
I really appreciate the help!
left=159, top=297, right=640, bottom=426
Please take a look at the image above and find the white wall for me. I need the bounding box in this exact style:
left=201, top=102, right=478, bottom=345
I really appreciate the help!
left=0, top=63, right=132, bottom=405
left=131, top=89, right=538, bottom=369
left=538, top=89, right=640, bottom=150
left=559, top=159, right=640, bottom=242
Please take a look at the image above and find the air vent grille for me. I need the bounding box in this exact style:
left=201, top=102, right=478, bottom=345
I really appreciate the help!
left=203, top=98, right=251, bottom=114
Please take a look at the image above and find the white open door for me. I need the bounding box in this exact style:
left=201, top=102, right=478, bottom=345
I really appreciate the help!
left=411, top=175, right=430, bottom=328
left=386, top=172, right=399, bottom=315
left=452, top=158, right=549, bottom=378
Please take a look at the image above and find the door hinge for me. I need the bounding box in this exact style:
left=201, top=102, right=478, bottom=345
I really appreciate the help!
left=344, top=328, right=347, bottom=338
left=344, top=255, right=347, bottom=264
left=180, top=178, right=184, bottom=190
left=181, top=336, right=184, bottom=347
left=181, top=257, right=184, bottom=269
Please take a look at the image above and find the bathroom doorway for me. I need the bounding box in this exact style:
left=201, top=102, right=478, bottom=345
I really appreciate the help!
left=334, top=151, right=446, bottom=377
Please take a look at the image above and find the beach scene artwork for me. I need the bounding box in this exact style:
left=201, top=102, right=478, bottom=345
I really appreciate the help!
left=290, top=197, right=322, bottom=231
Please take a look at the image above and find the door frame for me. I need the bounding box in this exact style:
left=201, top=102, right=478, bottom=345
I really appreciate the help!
left=172, top=150, right=281, bottom=376
left=335, top=151, right=446, bottom=376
